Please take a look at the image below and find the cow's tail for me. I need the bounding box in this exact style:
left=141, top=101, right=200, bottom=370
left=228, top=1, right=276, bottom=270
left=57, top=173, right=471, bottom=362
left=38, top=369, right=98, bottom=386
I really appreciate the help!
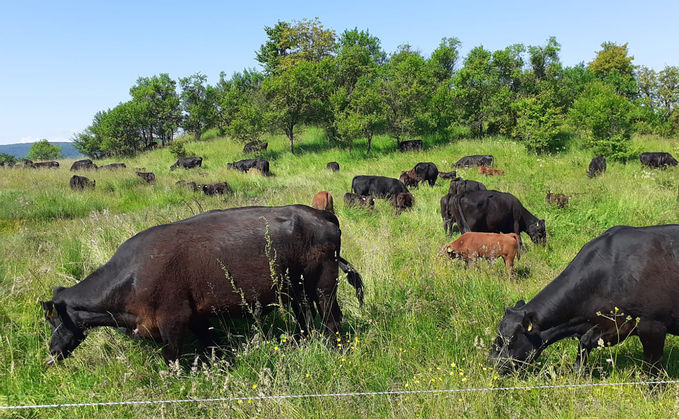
left=339, top=257, right=364, bottom=306
left=510, top=233, right=521, bottom=261
left=453, top=194, right=471, bottom=234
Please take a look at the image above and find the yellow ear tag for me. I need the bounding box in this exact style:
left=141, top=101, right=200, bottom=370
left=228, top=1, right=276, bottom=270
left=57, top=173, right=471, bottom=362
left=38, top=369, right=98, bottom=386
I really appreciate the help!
left=48, top=307, right=58, bottom=318
left=527, top=323, right=533, bottom=332
left=447, top=248, right=453, bottom=253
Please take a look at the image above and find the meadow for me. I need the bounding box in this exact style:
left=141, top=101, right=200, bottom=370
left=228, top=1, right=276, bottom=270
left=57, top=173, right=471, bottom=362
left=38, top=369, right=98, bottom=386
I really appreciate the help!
left=2, top=130, right=679, bottom=417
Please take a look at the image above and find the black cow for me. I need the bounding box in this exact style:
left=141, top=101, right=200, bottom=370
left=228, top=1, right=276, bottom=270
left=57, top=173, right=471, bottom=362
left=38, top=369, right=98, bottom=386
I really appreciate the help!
left=200, top=182, right=231, bottom=196
left=438, top=170, right=457, bottom=180
left=441, top=178, right=488, bottom=236
left=586, top=156, right=606, bottom=178
left=70, top=159, right=98, bottom=171
left=640, top=152, right=679, bottom=169
left=326, top=162, right=340, bottom=172
left=227, top=158, right=270, bottom=175
left=344, top=193, right=375, bottom=209
left=451, top=190, right=546, bottom=245
left=490, top=225, right=679, bottom=375
left=41, top=205, right=364, bottom=364
left=243, top=141, right=268, bottom=153
left=136, top=172, right=156, bottom=184
left=100, top=163, right=127, bottom=170
left=411, top=162, right=439, bottom=186
left=351, top=175, right=409, bottom=198
left=170, top=157, right=203, bottom=171
left=69, top=175, right=95, bottom=190
left=34, top=161, right=59, bottom=169
left=397, top=140, right=423, bottom=152
left=453, top=155, right=494, bottom=168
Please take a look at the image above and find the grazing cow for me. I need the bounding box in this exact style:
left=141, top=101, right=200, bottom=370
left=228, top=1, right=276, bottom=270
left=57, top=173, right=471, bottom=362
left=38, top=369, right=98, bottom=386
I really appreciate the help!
left=326, top=162, right=340, bottom=172
left=351, top=175, right=408, bottom=198
left=453, top=155, right=494, bottom=168
left=478, top=166, right=505, bottom=176
left=41, top=205, right=365, bottom=364
left=100, top=163, right=127, bottom=170
left=145, top=141, right=158, bottom=151
left=312, top=191, right=334, bottom=213
left=451, top=190, right=546, bottom=245
left=176, top=180, right=198, bottom=191
left=17, top=158, right=36, bottom=169
left=397, top=140, right=423, bottom=152
left=411, top=162, right=439, bottom=186
left=69, top=175, right=95, bottom=190
left=243, top=141, right=268, bottom=153
left=227, top=158, right=270, bottom=175
left=443, top=232, right=521, bottom=278
left=586, top=156, right=606, bottom=178
left=489, top=225, right=679, bottom=376
left=545, top=191, right=569, bottom=209
left=34, top=161, right=59, bottom=169
left=136, top=172, right=156, bottom=184
left=399, top=169, right=419, bottom=187
left=392, top=192, right=414, bottom=213
left=170, top=157, right=203, bottom=171
left=439, top=171, right=457, bottom=180
left=200, top=182, right=231, bottom=196
left=344, top=193, right=375, bottom=209
left=70, top=159, right=98, bottom=171
left=448, top=178, right=487, bottom=196
left=640, top=152, right=679, bottom=169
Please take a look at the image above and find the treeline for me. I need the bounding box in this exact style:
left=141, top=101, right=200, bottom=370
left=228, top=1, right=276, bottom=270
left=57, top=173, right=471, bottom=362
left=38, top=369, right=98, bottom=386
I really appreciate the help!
left=72, top=18, right=679, bottom=160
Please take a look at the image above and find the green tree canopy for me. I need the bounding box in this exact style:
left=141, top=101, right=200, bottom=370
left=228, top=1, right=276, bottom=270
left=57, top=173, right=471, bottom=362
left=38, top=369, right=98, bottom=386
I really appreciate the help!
left=179, top=72, right=216, bottom=141
left=27, top=140, right=63, bottom=161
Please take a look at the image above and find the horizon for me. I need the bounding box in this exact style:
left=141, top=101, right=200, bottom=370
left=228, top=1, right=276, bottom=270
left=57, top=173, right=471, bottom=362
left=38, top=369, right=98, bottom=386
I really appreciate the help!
left=1, top=0, right=678, bottom=145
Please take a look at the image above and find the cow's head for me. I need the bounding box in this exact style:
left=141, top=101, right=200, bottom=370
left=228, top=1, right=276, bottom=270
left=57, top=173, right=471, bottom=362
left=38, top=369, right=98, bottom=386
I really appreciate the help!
left=488, top=300, right=542, bottom=374
left=527, top=219, right=546, bottom=245
left=41, top=294, right=86, bottom=364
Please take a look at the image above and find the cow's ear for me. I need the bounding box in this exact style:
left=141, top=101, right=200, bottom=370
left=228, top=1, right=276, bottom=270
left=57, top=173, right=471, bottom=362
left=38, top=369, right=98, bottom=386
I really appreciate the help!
left=522, top=312, right=537, bottom=333
left=514, top=300, right=526, bottom=309
left=41, top=301, right=58, bottom=318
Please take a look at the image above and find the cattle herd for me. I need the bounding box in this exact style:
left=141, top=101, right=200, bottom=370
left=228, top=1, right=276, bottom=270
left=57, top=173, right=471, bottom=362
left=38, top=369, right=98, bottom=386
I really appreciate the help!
left=5, top=147, right=677, bottom=377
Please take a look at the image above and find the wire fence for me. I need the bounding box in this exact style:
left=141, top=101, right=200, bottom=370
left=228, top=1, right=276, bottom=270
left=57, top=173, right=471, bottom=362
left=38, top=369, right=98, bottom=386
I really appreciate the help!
left=2, top=379, right=678, bottom=410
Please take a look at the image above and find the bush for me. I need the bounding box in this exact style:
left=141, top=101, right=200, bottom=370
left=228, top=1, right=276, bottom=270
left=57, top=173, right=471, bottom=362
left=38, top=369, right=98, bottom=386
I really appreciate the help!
left=168, top=141, right=189, bottom=159
left=512, top=95, right=562, bottom=152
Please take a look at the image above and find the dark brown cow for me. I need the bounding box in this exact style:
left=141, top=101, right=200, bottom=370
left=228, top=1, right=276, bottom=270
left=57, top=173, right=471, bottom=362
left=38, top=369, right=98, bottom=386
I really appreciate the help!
left=344, top=193, right=375, bottom=209
left=136, top=172, right=156, bottom=184
left=41, top=205, right=364, bottom=365
left=70, top=159, right=98, bottom=171
left=439, top=171, right=457, bottom=180
left=326, top=162, right=340, bottom=172
left=312, top=191, right=334, bottom=213
left=243, top=141, right=268, bottom=153
left=100, top=163, right=127, bottom=170
left=69, top=175, right=95, bottom=190
left=34, top=161, right=60, bottom=169
left=397, top=140, right=423, bottom=152
left=399, top=169, right=419, bottom=187
left=393, top=192, right=414, bottom=213
left=478, top=166, right=504, bottom=176
left=443, top=232, right=521, bottom=278
left=200, top=182, right=231, bottom=196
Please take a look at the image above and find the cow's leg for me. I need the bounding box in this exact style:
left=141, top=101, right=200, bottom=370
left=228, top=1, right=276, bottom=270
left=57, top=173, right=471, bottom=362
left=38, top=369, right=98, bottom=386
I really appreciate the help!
left=637, top=321, right=667, bottom=377
left=188, top=318, right=224, bottom=358
left=503, top=256, right=514, bottom=279
left=316, top=261, right=343, bottom=336
left=157, top=307, right=191, bottom=364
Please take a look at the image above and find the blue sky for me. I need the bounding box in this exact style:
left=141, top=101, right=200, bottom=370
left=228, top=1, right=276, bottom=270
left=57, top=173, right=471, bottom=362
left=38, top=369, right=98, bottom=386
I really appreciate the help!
left=1, top=0, right=677, bottom=145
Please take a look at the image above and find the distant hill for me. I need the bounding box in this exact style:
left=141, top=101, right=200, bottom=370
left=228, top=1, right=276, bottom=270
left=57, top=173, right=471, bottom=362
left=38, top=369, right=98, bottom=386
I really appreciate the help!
left=0, top=142, right=83, bottom=159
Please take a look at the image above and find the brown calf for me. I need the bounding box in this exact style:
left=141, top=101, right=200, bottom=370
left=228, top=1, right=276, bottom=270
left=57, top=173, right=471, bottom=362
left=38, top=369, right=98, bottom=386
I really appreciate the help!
left=399, top=169, right=419, bottom=187
left=312, top=191, right=334, bottom=213
left=393, top=192, right=414, bottom=213
left=136, top=171, right=156, bottom=184
left=478, top=166, right=505, bottom=176
left=546, top=191, right=569, bottom=208
left=443, top=232, right=521, bottom=278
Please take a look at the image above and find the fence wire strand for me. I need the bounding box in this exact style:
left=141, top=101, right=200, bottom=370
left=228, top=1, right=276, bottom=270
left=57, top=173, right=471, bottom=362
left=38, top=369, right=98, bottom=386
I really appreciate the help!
left=2, top=379, right=678, bottom=410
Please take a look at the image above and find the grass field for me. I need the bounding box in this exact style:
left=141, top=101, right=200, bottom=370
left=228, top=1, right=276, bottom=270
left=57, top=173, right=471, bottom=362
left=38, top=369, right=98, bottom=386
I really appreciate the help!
left=2, top=129, right=679, bottom=417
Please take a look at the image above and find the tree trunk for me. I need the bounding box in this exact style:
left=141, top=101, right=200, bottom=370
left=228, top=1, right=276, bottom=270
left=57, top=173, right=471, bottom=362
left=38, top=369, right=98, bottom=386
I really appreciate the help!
left=367, top=133, right=373, bottom=154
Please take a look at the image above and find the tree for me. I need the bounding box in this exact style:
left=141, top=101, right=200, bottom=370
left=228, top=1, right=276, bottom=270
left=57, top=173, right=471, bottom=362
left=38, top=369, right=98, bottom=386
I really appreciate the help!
left=337, top=28, right=386, bottom=65
left=452, top=46, right=496, bottom=137
left=179, top=73, right=215, bottom=141
left=255, top=21, right=292, bottom=74
left=27, top=139, right=63, bottom=160
left=334, top=76, right=386, bottom=153
left=512, top=92, right=562, bottom=151
left=215, top=69, right=267, bottom=144
left=129, top=74, right=181, bottom=146
left=568, top=81, right=634, bottom=160
left=0, top=153, right=18, bottom=165
left=428, top=37, right=462, bottom=83
left=589, top=42, right=637, bottom=97
left=527, top=37, right=561, bottom=83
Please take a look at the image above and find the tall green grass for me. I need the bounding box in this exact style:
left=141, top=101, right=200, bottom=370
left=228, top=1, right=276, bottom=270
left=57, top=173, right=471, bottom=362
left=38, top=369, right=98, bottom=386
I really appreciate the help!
left=1, top=130, right=679, bottom=417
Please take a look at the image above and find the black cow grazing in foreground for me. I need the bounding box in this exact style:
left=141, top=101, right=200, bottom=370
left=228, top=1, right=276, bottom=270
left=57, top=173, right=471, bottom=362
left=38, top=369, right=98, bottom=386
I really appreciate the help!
left=41, top=205, right=364, bottom=365
left=200, top=182, right=231, bottom=196
left=136, top=172, right=156, bottom=184
left=326, top=162, right=340, bottom=172
left=227, top=158, right=270, bottom=175
left=397, top=140, right=423, bottom=152
left=344, top=193, right=375, bottom=209
left=453, top=155, right=494, bottom=168
left=170, top=157, right=203, bottom=171
left=351, top=175, right=409, bottom=198
left=490, top=225, right=679, bottom=376
left=438, top=170, right=457, bottom=180
left=100, top=163, right=127, bottom=170
left=70, top=159, right=98, bottom=171
left=69, top=175, right=95, bottom=190
left=640, top=152, right=679, bottom=169
left=451, top=190, right=546, bottom=245
left=34, top=161, right=59, bottom=169
left=586, top=156, right=606, bottom=178
left=243, top=141, right=268, bottom=153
